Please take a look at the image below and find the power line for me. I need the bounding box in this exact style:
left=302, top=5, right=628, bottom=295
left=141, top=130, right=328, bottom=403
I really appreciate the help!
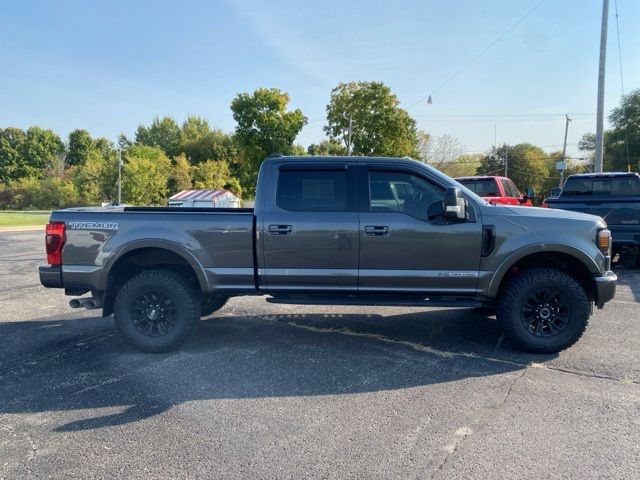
left=407, top=0, right=547, bottom=109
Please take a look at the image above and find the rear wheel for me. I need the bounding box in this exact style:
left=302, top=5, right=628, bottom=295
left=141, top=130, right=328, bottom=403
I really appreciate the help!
left=496, top=268, right=590, bottom=353
left=114, top=270, right=201, bottom=352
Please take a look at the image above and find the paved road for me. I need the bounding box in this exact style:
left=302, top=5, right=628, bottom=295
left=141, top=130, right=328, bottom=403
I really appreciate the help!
left=1, top=230, right=639, bottom=479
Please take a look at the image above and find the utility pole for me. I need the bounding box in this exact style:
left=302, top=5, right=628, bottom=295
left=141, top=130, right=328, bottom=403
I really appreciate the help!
left=117, top=149, right=123, bottom=205
left=504, top=146, right=508, bottom=177
left=595, top=0, right=609, bottom=173
left=347, top=116, right=353, bottom=156
left=560, top=115, right=572, bottom=187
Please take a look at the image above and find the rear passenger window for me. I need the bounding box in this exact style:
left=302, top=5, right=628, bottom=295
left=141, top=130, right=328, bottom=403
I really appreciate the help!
left=277, top=169, right=348, bottom=211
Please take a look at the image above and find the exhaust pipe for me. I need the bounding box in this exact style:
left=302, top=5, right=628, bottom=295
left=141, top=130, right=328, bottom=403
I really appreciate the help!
left=84, top=298, right=103, bottom=310
left=69, top=297, right=103, bottom=310
left=69, top=298, right=88, bottom=309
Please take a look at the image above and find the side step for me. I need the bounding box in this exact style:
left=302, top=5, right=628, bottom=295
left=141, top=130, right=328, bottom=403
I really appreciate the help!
left=266, top=294, right=484, bottom=308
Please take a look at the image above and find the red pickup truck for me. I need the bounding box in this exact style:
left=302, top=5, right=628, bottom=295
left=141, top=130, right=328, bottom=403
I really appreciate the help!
left=455, top=176, right=533, bottom=206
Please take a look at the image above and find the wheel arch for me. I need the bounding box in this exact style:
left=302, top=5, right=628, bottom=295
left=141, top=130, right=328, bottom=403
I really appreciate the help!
left=102, top=243, right=209, bottom=317
left=488, top=245, right=599, bottom=300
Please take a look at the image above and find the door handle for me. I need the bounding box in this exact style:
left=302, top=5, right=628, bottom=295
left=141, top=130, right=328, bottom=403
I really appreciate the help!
left=364, top=226, right=389, bottom=237
left=268, top=224, right=293, bottom=235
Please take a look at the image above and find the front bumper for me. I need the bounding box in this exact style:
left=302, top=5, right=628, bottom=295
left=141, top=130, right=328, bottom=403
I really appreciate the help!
left=594, top=271, right=617, bottom=309
left=39, top=265, right=63, bottom=288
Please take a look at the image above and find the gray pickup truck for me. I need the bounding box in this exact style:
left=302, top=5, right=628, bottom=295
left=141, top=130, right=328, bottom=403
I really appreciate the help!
left=40, top=155, right=617, bottom=353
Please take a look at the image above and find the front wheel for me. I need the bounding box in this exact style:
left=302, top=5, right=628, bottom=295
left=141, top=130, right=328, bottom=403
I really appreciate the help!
left=496, top=268, right=591, bottom=353
left=114, top=270, right=201, bottom=353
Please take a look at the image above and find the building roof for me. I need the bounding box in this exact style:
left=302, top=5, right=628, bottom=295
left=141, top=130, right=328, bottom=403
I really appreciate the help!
left=169, top=189, right=230, bottom=201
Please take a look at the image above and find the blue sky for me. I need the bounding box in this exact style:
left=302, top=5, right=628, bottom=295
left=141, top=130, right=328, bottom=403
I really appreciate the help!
left=1, top=0, right=638, bottom=158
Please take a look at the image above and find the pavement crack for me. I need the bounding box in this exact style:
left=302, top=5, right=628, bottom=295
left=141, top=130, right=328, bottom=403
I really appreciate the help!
left=253, top=315, right=526, bottom=367
left=252, top=315, right=639, bottom=385
left=529, top=362, right=639, bottom=384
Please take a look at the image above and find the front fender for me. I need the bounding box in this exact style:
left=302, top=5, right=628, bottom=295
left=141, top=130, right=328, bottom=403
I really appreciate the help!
left=485, top=242, right=602, bottom=298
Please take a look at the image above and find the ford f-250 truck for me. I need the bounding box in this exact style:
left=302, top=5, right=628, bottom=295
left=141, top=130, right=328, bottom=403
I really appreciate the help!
left=543, top=172, right=640, bottom=266
left=39, top=156, right=617, bottom=353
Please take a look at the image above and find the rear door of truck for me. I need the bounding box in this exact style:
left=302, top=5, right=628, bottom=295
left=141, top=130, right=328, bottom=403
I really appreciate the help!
left=258, top=161, right=359, bottom=291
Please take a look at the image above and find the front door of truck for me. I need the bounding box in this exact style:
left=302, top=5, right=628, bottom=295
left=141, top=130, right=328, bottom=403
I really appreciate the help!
left=358, top=166, right=483, bottom=294
left=260, top=163, right=359, bottom=291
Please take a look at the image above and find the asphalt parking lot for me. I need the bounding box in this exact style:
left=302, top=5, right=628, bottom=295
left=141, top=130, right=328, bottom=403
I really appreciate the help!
left=1, top=230, right=639, bottom=479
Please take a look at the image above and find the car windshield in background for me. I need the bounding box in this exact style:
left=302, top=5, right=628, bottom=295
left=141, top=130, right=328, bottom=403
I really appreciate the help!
left=456, top=179, right=500, bottom=197
left=562, top=176, right=640, bottom=196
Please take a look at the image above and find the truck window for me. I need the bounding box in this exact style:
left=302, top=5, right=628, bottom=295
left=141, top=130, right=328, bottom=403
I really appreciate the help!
left=563, top=176, right=640, bottom=196
left=456, top=178, right=500, bottom=197
left=369, top=171, right=444, bottom=220
left=277, top=169, right=348, bottom=211
left=501, top=179, right=521, bottom=197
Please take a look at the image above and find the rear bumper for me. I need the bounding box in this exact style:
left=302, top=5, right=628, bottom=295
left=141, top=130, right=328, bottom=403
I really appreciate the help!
left=594, top=271, right=617, bottom=309
left=39, top=265, right=63, bottom=288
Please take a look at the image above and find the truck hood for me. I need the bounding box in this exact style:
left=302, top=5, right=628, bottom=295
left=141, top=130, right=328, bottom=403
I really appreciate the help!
left=491, top=205, right=605, bottom=224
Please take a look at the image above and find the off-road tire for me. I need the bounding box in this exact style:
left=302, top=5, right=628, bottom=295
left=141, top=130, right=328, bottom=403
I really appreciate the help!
left=201, top=295, right=229, bottom=318
left=114, top=270, right=201, bottom=353
left=496, top=267, right=590, bottom=353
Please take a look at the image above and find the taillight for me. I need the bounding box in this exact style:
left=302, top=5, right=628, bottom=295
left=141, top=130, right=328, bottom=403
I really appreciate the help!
left=541, top=201, right=549, bottom=208
left=45, top=221, right=66, bottom=265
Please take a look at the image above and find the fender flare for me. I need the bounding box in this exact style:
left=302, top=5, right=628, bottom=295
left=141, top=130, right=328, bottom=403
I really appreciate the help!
left=486, top=242, right=600, bottom=298
left=101, top=239, right=210, bottom=293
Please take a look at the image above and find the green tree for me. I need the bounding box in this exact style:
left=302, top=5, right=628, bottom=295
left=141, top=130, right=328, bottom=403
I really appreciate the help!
left=31, top=176, right=80, bottom=209
left=191, top=159, right=242, bottom=197
left=135, top=116, right=182, bottom=157
left=20, top=127, right=64, bottom=178
left=307, top=139, right=347, bottom=156
left=122, top=145, right=171, bottom=205
left=476, top=143, right=548, bottom=194
left=231, top=88, right=307, bottom=193
left=66, top=129, right=95, bottom=166
left=183, top=128, right=238, bottom=165
left=439, top=153, right=481, bottom=178
left=181, top=116, right=211, bottom=143
left=606, top=89, right=640, bottom=171
left=168, top=153, right=193, bottom=193
left=0, top=127, right=27, bottom=185
left=324, top=81, right=419, bottom=158
left=73, top=150, right=107, bottom=204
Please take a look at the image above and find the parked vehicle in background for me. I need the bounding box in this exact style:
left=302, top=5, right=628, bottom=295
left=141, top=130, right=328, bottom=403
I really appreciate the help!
left=543, top=172, right=640, bottom=266
left=168, top=189, right=241, bottom=208
left=39, top=156, right=616, bottom=354
left=455, top=176, right=533, bottom=206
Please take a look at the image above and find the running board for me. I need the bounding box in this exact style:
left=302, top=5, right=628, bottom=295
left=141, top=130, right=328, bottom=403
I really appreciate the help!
left=266, top=294, right=483, bottom=308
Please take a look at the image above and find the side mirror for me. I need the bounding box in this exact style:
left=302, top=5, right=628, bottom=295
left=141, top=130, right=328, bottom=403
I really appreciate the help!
left=550, top=187, right=562, bottom=198
left=443, top=187, right=466, bottom=220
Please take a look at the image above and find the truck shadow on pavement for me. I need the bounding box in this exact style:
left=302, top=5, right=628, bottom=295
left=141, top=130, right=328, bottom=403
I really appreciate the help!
left=0, top=308, right=556, bottom=432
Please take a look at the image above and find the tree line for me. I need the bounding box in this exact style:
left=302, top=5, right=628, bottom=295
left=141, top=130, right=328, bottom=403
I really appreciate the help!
left=1, top=82, right=637, bottom=209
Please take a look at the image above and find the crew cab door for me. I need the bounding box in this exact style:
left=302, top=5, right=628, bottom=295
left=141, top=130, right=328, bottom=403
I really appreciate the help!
left=358, top=166, right=483, bottom=294
left=259, top=163, right=359, bottom=291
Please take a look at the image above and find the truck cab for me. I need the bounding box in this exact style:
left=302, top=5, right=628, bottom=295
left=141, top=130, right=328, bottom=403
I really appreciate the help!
left=455, top=175, right=533, bottom=206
